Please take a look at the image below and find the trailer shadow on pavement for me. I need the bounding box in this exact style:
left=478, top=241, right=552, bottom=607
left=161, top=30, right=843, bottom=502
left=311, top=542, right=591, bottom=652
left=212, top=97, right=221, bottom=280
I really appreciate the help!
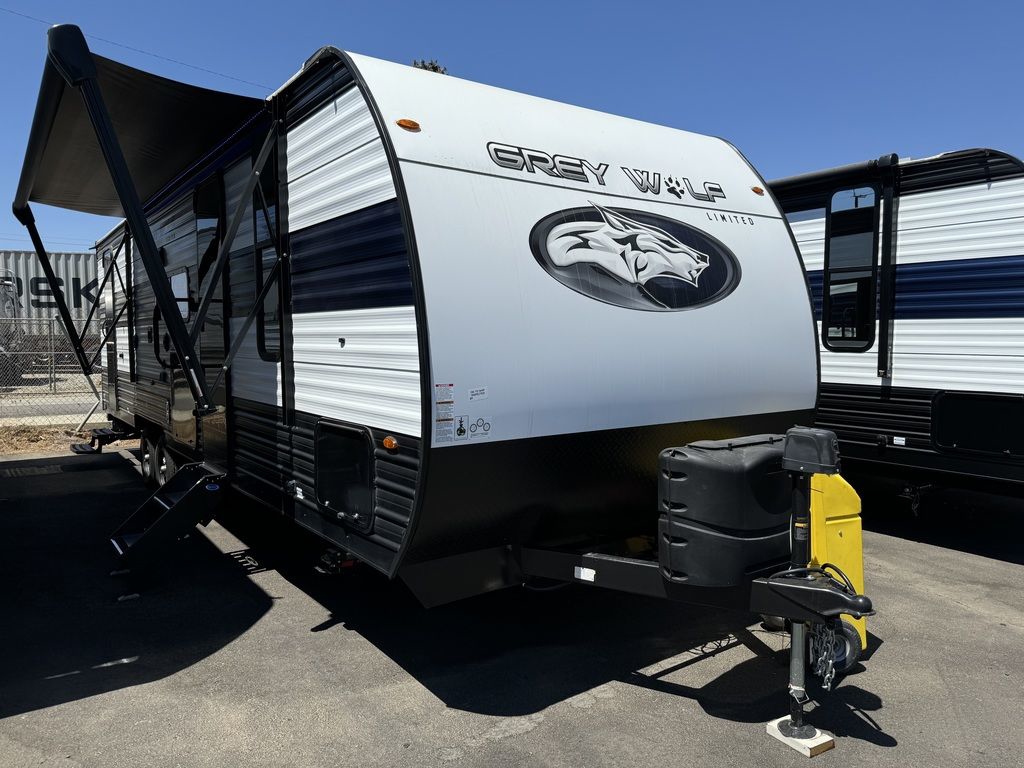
left=0, top=451, right=893, bottom=750
left=854, top=477, right=1024, bottom=566
left=0, top=451, right=273, bottom=719
left=213, top=500, right=892, bottom=744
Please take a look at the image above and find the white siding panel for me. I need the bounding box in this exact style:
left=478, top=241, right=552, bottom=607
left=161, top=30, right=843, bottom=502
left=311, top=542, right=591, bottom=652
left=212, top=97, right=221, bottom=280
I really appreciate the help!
left=114, top=326, right=129, bottom=365
left=897, top=217, right=1024, bottom=265
left=287, top=86, right=379, bottom=181
left=287, top=138, right=395, bottom=233
left=897, top=178, right=1024, bottom=265
left=894, top=317, right=1024, bottom=358
left=821, top=318, right=1024, bottom=394
left=291, top=306, right=418, bottom=371
left=291, top=306, right=421, bottom=436
left=891, top=317, right=1024, bottom=394
left=818, top=321, right=879, bottom=385
left=891, top=354, right=1024, bottom=394
left=898, top=176, right=1024, bottom=231
left=285, top=86, right=396, bottom=234
left=789, top=217, right=825, bottom=270
left=229, top=318, right=282, bottom=405
left=293, top=364, right=421, bottom=436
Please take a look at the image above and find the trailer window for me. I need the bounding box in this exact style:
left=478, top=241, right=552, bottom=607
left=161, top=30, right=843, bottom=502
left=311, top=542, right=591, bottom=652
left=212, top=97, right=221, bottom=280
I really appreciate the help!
left=823, top=187, right=878, bottom=351
left=255, top=247, right=280, bottom=361
left=170, top=270, right=190, bottom=320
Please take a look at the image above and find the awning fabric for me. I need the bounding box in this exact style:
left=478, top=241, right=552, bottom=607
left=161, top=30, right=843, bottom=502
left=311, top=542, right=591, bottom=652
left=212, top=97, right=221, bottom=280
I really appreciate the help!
left=15, top=44, right=266, bottom=218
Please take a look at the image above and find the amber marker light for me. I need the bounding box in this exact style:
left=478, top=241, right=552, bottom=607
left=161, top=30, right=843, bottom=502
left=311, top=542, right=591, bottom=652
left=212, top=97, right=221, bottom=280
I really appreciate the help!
left=382, top=435, right=399, bottom=451
left=751, top=186, right=765, bottom=196
left=396, top=119, right=421, bottom=132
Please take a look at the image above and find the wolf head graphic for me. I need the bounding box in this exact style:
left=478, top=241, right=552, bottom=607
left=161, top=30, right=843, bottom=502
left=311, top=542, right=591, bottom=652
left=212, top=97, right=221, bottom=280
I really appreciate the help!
left=546, top=202, right=711, bottom=291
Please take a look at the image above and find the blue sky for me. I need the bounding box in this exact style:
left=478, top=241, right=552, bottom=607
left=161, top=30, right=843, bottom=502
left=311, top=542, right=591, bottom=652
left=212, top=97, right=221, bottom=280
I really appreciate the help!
left=1, top=0, right=1021, bottom=251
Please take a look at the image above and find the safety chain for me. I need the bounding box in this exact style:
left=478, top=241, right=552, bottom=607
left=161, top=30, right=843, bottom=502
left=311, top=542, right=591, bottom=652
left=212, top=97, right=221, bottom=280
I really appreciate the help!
left=809, top=621, right=839, bottom=691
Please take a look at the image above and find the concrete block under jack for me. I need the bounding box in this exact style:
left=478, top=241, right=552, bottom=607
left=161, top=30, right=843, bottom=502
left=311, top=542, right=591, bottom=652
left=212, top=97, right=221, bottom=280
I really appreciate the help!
left=766, top=716, right=836, bottom=757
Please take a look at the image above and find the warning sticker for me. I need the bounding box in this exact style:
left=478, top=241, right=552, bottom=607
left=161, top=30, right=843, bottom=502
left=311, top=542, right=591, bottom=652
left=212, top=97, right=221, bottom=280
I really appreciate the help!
left=435, top=418, right=454, bottom=443
left=454, top=415, right=469, bottom=442
left=434, top=383, right=455, bottom=443
left=468, top=386, right=488, bottom=402
left=434, top=382, right=454, bottom=403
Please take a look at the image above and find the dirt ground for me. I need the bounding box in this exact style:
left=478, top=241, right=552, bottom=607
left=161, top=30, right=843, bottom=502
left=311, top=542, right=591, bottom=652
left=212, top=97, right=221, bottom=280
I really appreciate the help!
left=0, top=425, right=128, bottom=457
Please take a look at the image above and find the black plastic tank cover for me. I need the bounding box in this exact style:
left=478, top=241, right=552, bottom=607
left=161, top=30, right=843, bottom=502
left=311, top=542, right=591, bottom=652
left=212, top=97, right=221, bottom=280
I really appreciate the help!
left=658, top=434, right=791, bottom=587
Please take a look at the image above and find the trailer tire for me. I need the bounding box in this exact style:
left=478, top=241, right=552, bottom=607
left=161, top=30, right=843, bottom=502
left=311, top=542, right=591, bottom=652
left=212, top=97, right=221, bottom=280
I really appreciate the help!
left=811, top=619, right=863, bottom=677
left=140, top=435, right=158, bottom=488
left=155, top=439, right=176, bottom=486
left=833, top=619, right=863, bottom=673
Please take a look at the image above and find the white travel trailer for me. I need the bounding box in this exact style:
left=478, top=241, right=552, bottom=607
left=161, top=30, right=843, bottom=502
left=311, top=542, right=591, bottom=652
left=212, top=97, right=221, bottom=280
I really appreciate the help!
left=14, top=17, right=873, bottom=646
left=771, top=149, right=1024, bottom=502
left=14, top=25, right=877, bottom=742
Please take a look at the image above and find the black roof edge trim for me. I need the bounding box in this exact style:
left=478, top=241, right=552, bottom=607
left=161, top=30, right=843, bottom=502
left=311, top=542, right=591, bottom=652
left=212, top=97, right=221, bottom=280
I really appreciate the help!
left=769, top=153, right=898, bottom=199
left=770, top=148, right=1024, bottom=203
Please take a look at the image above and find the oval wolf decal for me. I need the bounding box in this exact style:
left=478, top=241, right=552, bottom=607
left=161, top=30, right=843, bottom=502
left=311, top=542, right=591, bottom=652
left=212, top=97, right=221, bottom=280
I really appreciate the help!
left=529, top=202, right=741, bottom=311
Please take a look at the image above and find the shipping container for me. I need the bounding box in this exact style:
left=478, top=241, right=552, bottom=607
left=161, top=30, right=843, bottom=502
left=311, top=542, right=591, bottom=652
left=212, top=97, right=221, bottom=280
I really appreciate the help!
left=0, top=250, right=97, bottom=323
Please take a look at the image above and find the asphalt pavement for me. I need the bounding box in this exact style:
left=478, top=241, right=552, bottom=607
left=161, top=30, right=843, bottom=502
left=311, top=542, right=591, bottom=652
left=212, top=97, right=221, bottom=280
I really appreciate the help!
left=0, top=450, right=1020, bottom=767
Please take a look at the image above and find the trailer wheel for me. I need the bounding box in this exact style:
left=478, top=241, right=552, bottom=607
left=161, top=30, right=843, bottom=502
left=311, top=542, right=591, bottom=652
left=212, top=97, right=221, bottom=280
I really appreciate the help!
left=155, top=439, right=176, bottom=486
left=833, top=619, right=863, bottom=673
left=140, top=436, right=158, bottom=488
left=811, top=619, right=863, bottom=676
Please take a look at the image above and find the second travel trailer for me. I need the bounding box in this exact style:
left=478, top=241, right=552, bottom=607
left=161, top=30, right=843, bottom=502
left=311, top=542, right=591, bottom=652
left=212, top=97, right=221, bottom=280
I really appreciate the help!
left=771, top=149, right=1024, bottom=503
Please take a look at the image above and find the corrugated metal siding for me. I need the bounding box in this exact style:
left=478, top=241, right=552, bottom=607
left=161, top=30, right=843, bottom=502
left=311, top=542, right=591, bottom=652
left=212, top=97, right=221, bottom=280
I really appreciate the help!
left=97, top=230, right=134, bottom=417
left=293, top=358, right=420, bottom=437
left=286, top=86, right=395, bottom=233
left=896, top=177, right=1024, bottom=264
left=290, top=199, right=413, bottom=313
left=286, top=85, right=380, bottom=181
left=814, top=321, right=879, bottom=385
left=292, top=306, right=420, bottom=436
left=816, top=383, right=932, bottom=450
left=285, top=72, right=421, bottom=439
left=788, top=217, right=825, bottom=271
left=127, top=195, right=200, bottom=427
left=0, top=250, right=98, bottom=322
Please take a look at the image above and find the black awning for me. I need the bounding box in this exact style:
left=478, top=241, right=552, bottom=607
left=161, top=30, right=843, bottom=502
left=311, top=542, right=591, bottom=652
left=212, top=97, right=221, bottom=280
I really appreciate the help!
left=14, top=29, right=265, bottom=218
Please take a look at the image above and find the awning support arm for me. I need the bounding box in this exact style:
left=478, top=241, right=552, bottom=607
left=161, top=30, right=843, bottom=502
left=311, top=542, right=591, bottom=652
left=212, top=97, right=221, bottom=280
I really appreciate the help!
left=44, top=25, right=215, bottom=415
left=87, top=301, right=129, bottom=371
left=12, top=204, right=95, bottom=378
left=189, top=120, right=279, bottom=346
left=77, top=236, right=123, bottom=342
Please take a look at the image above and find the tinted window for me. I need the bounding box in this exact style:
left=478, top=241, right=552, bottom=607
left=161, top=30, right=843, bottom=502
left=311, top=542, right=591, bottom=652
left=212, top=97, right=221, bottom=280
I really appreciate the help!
left=171, top=270, right=190, bottom=320
left=824, top=187, right=877, bottom=351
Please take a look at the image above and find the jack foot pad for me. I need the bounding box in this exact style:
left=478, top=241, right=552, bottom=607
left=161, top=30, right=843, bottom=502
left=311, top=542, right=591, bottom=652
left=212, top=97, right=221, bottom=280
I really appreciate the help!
left=767, top=716, right=835, bottom=757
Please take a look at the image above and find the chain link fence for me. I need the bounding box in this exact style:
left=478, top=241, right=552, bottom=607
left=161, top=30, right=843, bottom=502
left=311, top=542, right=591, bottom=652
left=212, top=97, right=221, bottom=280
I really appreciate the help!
left=0, top=312, right=104, bottom=429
